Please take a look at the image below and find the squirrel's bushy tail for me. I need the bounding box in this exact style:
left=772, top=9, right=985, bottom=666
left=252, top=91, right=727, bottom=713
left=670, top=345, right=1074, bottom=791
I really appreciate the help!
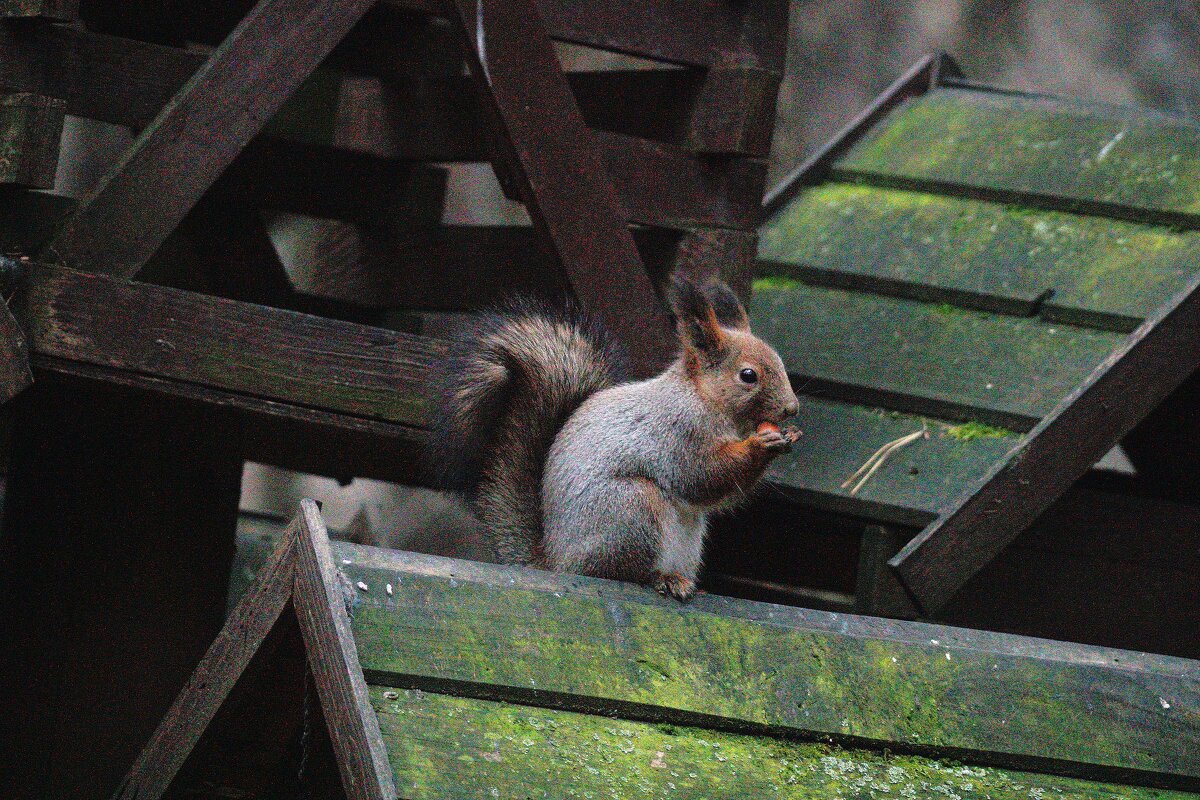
left=431, top=298, right=622, bottom=564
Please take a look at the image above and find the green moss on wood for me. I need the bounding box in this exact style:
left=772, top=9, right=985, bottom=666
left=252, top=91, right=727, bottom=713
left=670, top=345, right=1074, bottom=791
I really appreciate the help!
left=837, top=87, right=1200, bottom=221
left=345, top=559, right=1200, bottom=780
left=373, top=688, right=1197, bottom=800
left=759, top=182, right=1200, bottom=328
left=945, top=421, right=1014, bottom=441
left=749, top=280, right=1123, bottom=425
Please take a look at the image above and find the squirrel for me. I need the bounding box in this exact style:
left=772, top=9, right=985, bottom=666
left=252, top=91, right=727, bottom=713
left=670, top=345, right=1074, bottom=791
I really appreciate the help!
left=432, top=276, right=800, bottom=601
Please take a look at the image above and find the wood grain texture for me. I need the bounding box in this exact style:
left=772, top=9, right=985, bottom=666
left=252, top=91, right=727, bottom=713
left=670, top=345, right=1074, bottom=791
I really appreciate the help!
left=836, top=86, right=1200, bottom=227
left=112, top=521, right=297, bottom=800
left=892, top=268, right=1200, bottom=612
left=685, top=65, right=780, bottom=156
left=750, top=280, right=1123, bottom=429
left=0, top=297, right=32, bottom=404
left=447, top=0, right=672, bottom=373
left=760, top=182, right=1200, bottom=330
left=0, top=92, right=64, bottom=188
left=17, top=265, right=445, bottom=427
left=372, top=688, right=1196, bottom=800
left=43, top=0, right=379, bottom=278
left=339, top=544, right=1200, bottom=788
left=292, top=500, right=395, bottom=800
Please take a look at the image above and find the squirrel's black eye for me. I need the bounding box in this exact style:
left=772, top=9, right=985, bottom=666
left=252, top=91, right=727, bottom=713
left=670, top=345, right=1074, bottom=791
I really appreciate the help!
left=738, top=368, right=758, bottom=385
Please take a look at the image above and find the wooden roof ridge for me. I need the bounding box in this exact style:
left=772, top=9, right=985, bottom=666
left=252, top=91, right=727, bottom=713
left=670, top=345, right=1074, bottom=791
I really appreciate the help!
left=114, top=499, right=395, bottom=800
left=759, top=54, right=1200, bottom=613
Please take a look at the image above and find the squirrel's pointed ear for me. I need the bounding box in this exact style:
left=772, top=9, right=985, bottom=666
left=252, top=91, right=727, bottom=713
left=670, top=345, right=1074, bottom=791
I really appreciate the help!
left=669, top=276, right=735, bottom=358
left=701, top=281, right=750, bottom=331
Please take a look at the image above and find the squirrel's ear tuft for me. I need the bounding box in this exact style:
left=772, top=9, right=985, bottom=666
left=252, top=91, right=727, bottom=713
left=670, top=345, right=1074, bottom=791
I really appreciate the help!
left=701, top=281, right=750, bottom=331
left=669, top=275, right=728, bottom=358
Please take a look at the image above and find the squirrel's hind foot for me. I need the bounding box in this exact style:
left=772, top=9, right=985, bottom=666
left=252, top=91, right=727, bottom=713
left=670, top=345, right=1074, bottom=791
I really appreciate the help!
left=654, top=572, right=697, bottom=603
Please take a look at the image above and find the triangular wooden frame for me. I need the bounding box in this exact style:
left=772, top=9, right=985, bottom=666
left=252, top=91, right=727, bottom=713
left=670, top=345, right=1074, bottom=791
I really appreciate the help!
left=113, top=500, right=394, bottom=800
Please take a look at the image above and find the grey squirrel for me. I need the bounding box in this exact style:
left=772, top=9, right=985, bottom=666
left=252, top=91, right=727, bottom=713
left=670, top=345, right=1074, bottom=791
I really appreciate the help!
left=433, top=277, right=800, bottom=601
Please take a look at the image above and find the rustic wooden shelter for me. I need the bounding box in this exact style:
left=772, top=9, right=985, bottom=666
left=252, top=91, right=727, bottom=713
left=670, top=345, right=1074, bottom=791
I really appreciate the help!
left=0, top=0, right=787, bottom=797
left=744, top=54, right=1200, bottom=633
left=122, top=500, right=1200, bottom=798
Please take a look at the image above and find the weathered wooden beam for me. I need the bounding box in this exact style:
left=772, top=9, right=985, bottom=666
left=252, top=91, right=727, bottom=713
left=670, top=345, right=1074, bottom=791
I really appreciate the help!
left=342, top=545, right=1200, bottom=790
left=16, top=264, right=442, bottom=427
left=292, top=500, right=395, bottom=800
left=891, top=268, right=1200, bottom=612
left=0, top=92, right=64, bottom=188
left=42, top=0, right=379, bottom=278
left=446, top=0, right=673, bottom=373
left=0, top=257, right=32, bottom=404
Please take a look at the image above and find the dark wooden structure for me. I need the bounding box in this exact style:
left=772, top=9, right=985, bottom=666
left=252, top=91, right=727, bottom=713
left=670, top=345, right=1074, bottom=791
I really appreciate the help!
left=747, top=54, right=1200, bottom=626
left=123, top=501, right=1200, bottom=799
left=0, top=1, right=788, bottom=797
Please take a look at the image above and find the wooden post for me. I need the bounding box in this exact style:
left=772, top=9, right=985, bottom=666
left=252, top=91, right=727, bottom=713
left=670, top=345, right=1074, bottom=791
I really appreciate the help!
left=0, top=378, right=244, bottom=799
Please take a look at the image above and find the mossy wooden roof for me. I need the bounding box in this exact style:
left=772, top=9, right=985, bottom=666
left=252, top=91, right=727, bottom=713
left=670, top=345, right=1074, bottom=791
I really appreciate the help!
left=754, top=55, right=1200, bottom=612
left=120, top=503, right=1200, bottom=799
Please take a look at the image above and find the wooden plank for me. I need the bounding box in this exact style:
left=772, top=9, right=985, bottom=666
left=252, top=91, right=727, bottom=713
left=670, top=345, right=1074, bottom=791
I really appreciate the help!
left=340, top=545, right=1200, bottom=786
left=371, top=688, right=1197, bottom=800
left=112, top=519, right=297, bottom=800
left=836, top=87, right=1200, bottom=227
left=760, top=183, right=1200, bottom=330
left=446, top=0, right=672, bottom=373
left=41, top=358, right=430, bottom=487
left=0, top=92, right=64, bottom=188
left=292, top=499, right=395, bottom=800
left=891, top=269, right=1200, bottom=612
left=0, top=0, right=76, bottom=19
left=751, top=279, right=1124, bottom=429
left=767, top=398, right=1018, bottom=526
left=43, top=0, right=379, bottom=279
left=16, top=265, right=444, bottom=427
left=0, top=28, right=761, bottom=229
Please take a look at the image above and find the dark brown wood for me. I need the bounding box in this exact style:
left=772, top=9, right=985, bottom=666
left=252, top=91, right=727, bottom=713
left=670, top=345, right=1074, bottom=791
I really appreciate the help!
left=112, top=523, right=297, bottom=800
left=0, top=92, right=65, bottom=188
left=669, top=227, right=758, bottom=302
left=42, top=0, right=378, bottom=278
left=1120, top=369, right=1200, bottom=504
left=292, top=499, right=395, bottom=800
left=686, top=65, right=779, bottom=156
left=892, top=268, right=1200, bottom=613
left=0, top=0, right=77, bottom=19
left=447, top=0, right=672, bottom=374
left=0, top=381, right=244, bottom=800
left=0, top=282, right=32, bottom=403
left=15, top=264, right=445, bottom=428
left=854, top=525, right=920, bottom=618
left=762, top=52, right=958, bottom=217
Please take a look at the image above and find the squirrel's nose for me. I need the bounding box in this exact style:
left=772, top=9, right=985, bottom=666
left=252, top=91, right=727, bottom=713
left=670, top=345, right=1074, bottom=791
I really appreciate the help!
left=784, top=396, right=800, bottom=418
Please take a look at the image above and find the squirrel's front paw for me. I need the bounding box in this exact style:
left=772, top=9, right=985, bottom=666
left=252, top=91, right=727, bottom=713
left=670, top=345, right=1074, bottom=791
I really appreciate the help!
left=654, top=572, right=697, bottom=603
left=754, top=428, right=794, bottom=453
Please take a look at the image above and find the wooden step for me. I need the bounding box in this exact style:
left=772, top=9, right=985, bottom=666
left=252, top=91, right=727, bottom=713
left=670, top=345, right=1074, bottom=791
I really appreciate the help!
left=749, top=279, right=1124, bottom=429
left=759, top=182, right=1200, bottom=331
left=835, top=86, right=1200, bottom=226
left=767, top=398, right=1019, bottom=525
